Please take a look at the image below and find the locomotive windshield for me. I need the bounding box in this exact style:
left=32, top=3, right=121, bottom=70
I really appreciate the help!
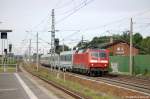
left=91, top=51, right=107, bottom=58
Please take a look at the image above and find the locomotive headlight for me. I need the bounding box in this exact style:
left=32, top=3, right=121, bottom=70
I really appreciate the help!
left=91, top=64, right=94, bottom=66
left=90, top=60, right=98, bottom=63
left=104, top=64, right=107, bottom=66
left=100, top=60, right=108, bottom=63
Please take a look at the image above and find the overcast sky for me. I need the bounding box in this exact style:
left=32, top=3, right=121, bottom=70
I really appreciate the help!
left=0, top=0, right=150, bottom=54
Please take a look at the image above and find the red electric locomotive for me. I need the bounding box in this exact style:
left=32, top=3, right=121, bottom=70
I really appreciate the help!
left=73, top=48, right=109, bottom=76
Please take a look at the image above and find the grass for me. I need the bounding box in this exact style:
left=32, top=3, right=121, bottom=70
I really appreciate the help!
left=0, top=58, right=17, bottom=64
left=0, top=58, right=17, bottom=73
left=23, top=64, right=117, bottom=99
left=142, top=72, right=150, bottom=77
left=0, top=68, right=3, bottom=72
left=0, top=61, right=17, bottom=64
left=0, top=65, right=17, bottom=73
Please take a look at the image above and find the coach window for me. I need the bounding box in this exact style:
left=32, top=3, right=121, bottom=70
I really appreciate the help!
left=63, top=55, right=65, bottom=61
left=67, top=55, right=68, bottom=61
left=67, top=55, right=70, bottom=61
left=64, top=55, right=66, bottom=61
left=69, top=54, right=71, bottom=61
left=61, top=56, right=62, bottom=61
left=67, top=55, right=69, bottom=61
left=69, top=54, right=72, bottom=61
left=68, top=54, right=70, bottom=61
left=60, top=56, right=63, bottom=61
left=65, top=55, right=67, bottom=61
left=60, top=56, right=61, bottom=60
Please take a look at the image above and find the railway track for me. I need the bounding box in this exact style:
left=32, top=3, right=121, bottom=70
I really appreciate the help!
left=64, top=72, right=150, bottom=96
left=34, top=74, right=84, bottom=99
left=33, top=65, right=150, bottom=96
left=105, top=74, right=150, bottom=84
left=22, top=66, right=85, bottom=99
left=103, top=74, right=150, bottom=87
left=96, top=77, right=150, bottom=95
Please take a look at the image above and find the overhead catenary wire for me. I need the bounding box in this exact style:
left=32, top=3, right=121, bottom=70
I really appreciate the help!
left=15, top=31, right=49, bottom=55
left=26, top=31, right=51, bottom=45
left=54, top=0, right=75, bottom=10
left=71, top=8, right=150, bottom=32
left=56, top=0, right=95, bottom=24
left=55, top=0, right=90, bottom=15
left=14, top=0, right=150, bottom=55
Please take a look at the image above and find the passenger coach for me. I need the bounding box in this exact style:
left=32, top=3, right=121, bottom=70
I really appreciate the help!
left=40, top=53, right=60, bottom=68
left=59, top=51, right=75, bottom=71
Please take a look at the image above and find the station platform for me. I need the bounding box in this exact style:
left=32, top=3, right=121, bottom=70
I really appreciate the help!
left=0, top=73, right=59, bottom=99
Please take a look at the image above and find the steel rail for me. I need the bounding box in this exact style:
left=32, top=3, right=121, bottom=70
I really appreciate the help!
left=23, top=66, right=85, bottom=99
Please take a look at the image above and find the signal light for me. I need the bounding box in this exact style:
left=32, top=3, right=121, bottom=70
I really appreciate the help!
left=1, top=32, right=7, bottom=39
left=4, top=49, right=7, bottom=55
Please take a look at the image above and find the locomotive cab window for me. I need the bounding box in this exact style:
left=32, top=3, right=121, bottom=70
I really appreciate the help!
left=91, top=52, right=107, bottom=58
left=91, top=52, right=99, bottom=58
left=99, top=52, right=107, bottom=58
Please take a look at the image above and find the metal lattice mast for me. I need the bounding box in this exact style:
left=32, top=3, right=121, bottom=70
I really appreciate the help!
left=50, top=9, right=55, bottom=68
left=51, top=9, right=55, bottom=54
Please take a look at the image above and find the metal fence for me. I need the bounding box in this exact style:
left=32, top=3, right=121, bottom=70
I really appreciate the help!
left=110, top=55, right=150, bottom=75
left=0, top=64, right=18, bottom=72
left=0, top=57, right=18, bottom=72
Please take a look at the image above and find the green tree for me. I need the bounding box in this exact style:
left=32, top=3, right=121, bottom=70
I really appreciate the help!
left=140, top=37, right=150, bottom=54
left=55, top=45, right=70, bottom=54
left=88, top=36, right=110, bottom=48
left=76, top=41, right=89, bottom=49
left=133, top=33, right=143, bottom=45
left=120, top=31, right=130, bottom=42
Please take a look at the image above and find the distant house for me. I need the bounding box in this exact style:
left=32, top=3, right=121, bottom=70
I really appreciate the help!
left=98, top=40, right=139, bottom=56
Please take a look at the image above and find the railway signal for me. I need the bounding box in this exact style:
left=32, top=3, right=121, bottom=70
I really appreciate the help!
left=9, top=44, right=12, bottom=53
left=0, top=30, right=12, bottom=72
left=1, top=32, right=7, bottom=39
left=4, top=49, right=7, bottom=55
